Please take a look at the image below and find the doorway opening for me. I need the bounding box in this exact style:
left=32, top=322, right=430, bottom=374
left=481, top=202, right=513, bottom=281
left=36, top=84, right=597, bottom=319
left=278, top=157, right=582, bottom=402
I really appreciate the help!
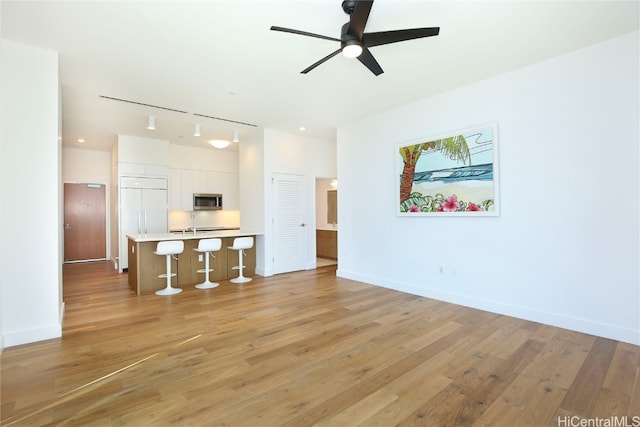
left=315, top=178, right=338, bottom=268
left=63, top=183, right=107, bottom=263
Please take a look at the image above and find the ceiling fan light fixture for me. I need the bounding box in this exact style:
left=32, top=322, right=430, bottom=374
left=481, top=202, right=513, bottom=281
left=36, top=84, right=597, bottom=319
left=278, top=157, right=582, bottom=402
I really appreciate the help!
left=342, top=41, right=362, bottom=58
left=147, top=115, right=155, bottom=130
left=271, top=0, right=440, bottom=76
left=209, top=139, right=230, bottom=149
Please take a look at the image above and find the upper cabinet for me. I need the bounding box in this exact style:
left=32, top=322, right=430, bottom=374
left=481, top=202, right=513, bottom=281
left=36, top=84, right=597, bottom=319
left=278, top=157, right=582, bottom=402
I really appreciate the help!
left=165, top=144, right=240, bottom=211
left=169, top=168, right=239, bottom=211
left=117, top=135, right=169, bottom=167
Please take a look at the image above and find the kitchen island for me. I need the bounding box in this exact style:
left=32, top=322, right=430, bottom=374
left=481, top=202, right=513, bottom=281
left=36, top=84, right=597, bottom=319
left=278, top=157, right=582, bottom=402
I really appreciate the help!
left=127, top=230, right=261, bottom=295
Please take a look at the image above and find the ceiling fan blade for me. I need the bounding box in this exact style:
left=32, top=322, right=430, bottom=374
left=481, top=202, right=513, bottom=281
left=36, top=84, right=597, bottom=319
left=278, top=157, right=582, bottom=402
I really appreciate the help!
left=357, top=48, right=383, bottom=76
left=363, top=27, right=440, bottom=48
left=348, top=0, right=374, bottom=40
left=270, top=26, right=340, bottom=43
left=301, top=49, right=342, bottom=74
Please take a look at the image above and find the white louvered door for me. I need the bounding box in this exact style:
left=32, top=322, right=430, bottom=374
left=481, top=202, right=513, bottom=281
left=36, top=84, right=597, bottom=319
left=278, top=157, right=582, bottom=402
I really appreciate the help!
left=272, top=173, right=307, bottom=274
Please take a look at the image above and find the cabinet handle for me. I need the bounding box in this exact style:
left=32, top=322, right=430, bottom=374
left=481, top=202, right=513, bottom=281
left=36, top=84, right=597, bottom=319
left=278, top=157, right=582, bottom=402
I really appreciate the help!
left=300, top=223, right=307, bottom=227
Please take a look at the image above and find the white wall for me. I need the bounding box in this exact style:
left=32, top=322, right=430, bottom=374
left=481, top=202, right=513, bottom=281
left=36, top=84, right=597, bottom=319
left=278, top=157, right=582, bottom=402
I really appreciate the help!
left=239, top=132, right=265, bottom=232
left=337, top=31, right=639, bottom=345
left=63, top=148, right=111, bottom=183
left=1, top=40, right=62, bottom=348
left=259, top=128, right=337, bottom=275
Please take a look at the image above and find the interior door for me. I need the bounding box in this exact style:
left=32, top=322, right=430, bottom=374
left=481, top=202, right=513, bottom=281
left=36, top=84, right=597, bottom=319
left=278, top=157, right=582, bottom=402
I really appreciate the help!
left=64, top=183, right=106, bottom=262
left=272, top=173, right=307, bottom=274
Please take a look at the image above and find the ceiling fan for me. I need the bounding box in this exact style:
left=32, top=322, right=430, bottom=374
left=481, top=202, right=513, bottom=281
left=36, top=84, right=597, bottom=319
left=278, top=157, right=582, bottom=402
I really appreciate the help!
left=270, top=0, right=440, bottom=76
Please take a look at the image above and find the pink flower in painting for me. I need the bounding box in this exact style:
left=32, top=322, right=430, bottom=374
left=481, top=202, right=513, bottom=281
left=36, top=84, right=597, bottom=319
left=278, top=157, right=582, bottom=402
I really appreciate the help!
left=467, top=202, right=484, bottom=212
left=442, top=194, right=460, bottom=212
left=408, top=205, right=420, bottom=212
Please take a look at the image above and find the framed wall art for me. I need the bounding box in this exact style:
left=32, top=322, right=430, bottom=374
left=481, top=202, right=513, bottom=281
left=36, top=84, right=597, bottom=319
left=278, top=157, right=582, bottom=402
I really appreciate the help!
left=397, top=123, right=499, bottom=216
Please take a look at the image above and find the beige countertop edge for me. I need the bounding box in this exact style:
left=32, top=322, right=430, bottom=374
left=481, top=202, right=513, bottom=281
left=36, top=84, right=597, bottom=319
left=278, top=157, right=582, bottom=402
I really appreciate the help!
left=316, top=226, right=338, bottom=231
left=127, top=230, right=264, bottom=242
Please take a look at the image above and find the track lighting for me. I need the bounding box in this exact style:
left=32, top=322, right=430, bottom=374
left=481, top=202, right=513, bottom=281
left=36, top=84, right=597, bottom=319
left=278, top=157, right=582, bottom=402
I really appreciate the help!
left=194, top=123, right=201, bottom=137
left=147, top=115, right=155, bottom=130
left=232, top=130, right=239, bottom=143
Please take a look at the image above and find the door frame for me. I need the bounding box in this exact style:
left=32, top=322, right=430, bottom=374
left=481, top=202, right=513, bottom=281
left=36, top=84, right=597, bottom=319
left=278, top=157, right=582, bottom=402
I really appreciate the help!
left=63, top=182, right=109, bottom=263
left=271, top=173, right=309, bottom=275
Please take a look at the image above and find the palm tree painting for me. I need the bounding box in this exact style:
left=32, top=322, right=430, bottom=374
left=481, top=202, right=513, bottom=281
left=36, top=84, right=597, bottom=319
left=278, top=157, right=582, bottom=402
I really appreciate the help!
left=397, top=124, right=499, bottom=216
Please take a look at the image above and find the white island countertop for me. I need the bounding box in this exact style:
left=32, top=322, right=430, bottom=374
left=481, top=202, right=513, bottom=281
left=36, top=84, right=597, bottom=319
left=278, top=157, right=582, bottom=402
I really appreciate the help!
left=127, top=229, right=263, bottom=243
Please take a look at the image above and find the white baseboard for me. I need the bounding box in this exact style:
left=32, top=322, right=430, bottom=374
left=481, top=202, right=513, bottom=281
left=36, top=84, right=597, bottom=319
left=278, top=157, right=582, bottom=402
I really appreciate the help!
left=336, top=268, right=639, bottom=346
left=3, top=324, right=62, bottom=348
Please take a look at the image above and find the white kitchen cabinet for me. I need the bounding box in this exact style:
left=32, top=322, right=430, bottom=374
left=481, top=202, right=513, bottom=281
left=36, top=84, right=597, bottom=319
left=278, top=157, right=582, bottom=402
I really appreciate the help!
left=168, top=168, right=239, bottom=211
left=220, top=172, right=239, bottom=210
left=116, top=136, right=170, bottom=272
left=118, top=135, right=169, bottom=166
left=206, top=171, right=221, bottom=192
left=119, top=162, right=168, bottom=177
left=193, top=170, right=208, bottom=194
left=180, top=169, right=194, bottom=210
left=119, top=177, right=168, bottom=271
left=168, top=168, right=181, bottom=211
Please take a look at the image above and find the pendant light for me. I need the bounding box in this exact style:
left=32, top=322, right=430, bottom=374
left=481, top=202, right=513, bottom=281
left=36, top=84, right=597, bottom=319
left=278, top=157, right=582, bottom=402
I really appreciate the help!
left=147, top=115, right=156, bottom=130
left=232, top=130, right=239, bottom=143
left=194, top=124, right=201, bottom=137
left=209, top=139, right=230, bottom=149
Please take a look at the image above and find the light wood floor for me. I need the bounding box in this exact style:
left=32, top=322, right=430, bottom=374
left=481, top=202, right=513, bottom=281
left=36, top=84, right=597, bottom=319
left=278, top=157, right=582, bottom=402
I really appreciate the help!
left=2, top=262, right=639, bottom=426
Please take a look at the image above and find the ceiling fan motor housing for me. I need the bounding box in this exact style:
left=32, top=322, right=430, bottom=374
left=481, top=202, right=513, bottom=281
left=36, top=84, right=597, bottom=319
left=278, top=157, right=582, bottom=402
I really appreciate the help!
left=340, top=22, right=359, bottom=48
left=341, top=0, right=358, bottom=15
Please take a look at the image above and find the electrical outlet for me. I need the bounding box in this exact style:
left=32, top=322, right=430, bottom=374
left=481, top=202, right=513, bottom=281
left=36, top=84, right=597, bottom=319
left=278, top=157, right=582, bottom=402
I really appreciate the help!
left=439, top=265, right=444, bottom=274
left=198, top=254, right=203, bottom=262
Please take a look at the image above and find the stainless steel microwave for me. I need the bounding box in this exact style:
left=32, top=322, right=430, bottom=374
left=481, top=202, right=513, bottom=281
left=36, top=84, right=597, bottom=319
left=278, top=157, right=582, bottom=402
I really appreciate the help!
left=193, top=193, right=222, bottom=210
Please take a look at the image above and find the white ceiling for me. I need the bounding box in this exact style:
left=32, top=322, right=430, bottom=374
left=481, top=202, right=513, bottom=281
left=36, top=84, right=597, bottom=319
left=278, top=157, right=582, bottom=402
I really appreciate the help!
left=2, top=0, right=638, bottom=152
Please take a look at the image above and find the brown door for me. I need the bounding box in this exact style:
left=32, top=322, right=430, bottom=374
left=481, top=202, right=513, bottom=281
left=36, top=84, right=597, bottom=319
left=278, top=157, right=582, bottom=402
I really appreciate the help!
left=64, top=183, right=107, bottom=262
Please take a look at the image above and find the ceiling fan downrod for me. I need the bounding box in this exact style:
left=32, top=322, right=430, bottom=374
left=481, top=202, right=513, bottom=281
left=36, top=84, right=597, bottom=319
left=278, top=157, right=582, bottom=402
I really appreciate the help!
left=342, top=0, right=359, bottom=15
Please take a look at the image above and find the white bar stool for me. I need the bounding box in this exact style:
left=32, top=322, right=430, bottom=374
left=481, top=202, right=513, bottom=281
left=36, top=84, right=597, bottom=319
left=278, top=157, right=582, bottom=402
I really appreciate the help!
left=228, top=236, right=253, bottom=284
left=154, top=240, right=184, bottom=296
left=194, top=238, right=222, bottom=289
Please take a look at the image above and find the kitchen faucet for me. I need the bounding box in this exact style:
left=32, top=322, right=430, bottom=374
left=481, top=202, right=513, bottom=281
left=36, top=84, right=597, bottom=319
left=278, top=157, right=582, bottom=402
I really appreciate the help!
left=191, top=211, right=197, bottom=235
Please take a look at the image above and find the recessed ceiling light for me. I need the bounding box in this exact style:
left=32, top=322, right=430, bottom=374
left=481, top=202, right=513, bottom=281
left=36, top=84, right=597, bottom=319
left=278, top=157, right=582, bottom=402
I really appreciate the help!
left=299, top=126, right=306, bottom=132
left=77, top=139, right=85, bottom=143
